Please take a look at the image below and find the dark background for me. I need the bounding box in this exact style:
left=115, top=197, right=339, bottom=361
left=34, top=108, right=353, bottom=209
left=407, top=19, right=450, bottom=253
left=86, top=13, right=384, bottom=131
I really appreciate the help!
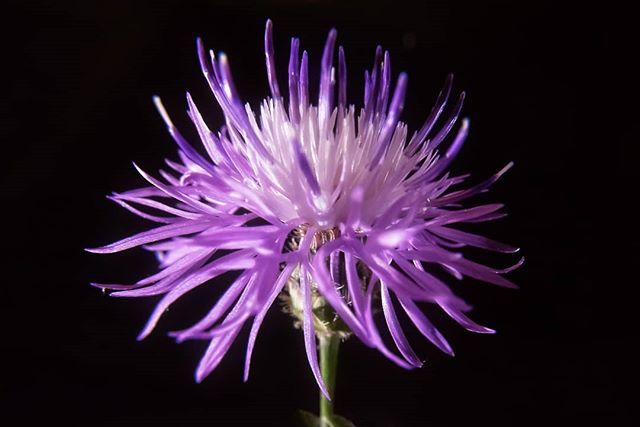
left=2, top=0, right=635, bottom=426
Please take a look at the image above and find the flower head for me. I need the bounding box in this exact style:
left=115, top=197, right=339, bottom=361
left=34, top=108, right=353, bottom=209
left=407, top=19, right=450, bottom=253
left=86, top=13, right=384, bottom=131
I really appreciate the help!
left=89, top=20, right=521, bottom=398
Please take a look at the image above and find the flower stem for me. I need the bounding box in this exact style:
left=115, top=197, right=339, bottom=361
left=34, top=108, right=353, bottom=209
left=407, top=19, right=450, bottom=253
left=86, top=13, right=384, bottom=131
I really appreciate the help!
left=319, top=334, right=340, bottom=424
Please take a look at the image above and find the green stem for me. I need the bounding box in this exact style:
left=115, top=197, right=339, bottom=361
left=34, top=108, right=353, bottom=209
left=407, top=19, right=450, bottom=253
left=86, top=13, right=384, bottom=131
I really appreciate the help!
left=319, top=334, right=340, bottom=425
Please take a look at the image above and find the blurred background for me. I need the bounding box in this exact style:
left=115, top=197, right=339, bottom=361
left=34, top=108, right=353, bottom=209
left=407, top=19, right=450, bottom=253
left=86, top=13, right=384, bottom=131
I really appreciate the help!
left=2, top=0, right=635, bottom=425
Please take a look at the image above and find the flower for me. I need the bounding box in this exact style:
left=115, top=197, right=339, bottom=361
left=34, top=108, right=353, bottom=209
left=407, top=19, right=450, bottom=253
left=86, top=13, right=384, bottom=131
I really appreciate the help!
left=88, top=20, right=522, bottom=398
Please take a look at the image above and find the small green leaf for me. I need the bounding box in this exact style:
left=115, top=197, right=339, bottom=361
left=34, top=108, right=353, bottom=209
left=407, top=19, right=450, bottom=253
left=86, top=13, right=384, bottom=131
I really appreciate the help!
left=297, top=410, right=321, bottom=427
left=331, top=414, right=357, bottom=427
left=296, top=410, right=357, bottom=427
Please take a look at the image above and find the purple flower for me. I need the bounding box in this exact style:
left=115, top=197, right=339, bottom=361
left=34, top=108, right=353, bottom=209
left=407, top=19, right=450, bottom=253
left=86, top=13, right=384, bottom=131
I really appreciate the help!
left=89, top=20, right=521, bottom=398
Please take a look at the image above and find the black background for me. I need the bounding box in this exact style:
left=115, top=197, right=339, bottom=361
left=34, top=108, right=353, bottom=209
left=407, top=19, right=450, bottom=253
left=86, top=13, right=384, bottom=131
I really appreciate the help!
left=2, top=1, right=635, bottom=426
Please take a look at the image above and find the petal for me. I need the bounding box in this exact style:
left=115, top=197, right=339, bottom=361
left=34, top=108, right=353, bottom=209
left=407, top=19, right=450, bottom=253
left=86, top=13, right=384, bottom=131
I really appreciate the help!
left=169, top=269, right=253, bottom=342
left=344, top=251, right=366, bottom=318
left=111, top=193, right=202, bottom=220
left=292, top=137, right=321, bottom=195
left=433, top=162, right=514, bottom=206
left=300, top=264, right=331, bottom=400
left=137, top=249, right=213, bottom=286
left=337, top=46, right=347, bottom=109
left=363, top=281, right=415, bottom=370
left=399, top=298, right=454, bottom=356
left=424, top=203, right=505, bottom=227
left=299, top=50, right=309, bottom=109
left=288, top=37, right=301, bottom=124
left=86, top=220, right=213, bottom=254
left=370, top=72, right=408, bottom=168
left=137, top=249, right=256, bottom=340
left=438, top=301, right=495, bottom=334
left=442, top=255, right=518, bottom=289
left=133, top=163, right=221, bottom=215
left=427, top=91, right=465, bottom=152
left=244, top=263, right=295, bottom=381
left=153, top=96, right=217, bottom=176
left=430, top=226, right=519, bottom=253
left=107, top=197, right=176, bottom=224
left=407, top=73, right=454, bottom=154
left=264, top=19, right=281, bottom=99
left=319, top=28, right=337, bottom=128
left=195, top=328, right=242, bottom=383
left=381, top=283, right=423, bottom=367
left=311, top=240, right=371, bottom=345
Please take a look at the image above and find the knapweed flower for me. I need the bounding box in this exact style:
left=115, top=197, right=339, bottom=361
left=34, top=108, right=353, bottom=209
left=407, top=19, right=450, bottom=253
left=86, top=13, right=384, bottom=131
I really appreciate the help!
left=89, top=20, right=521, bottom=398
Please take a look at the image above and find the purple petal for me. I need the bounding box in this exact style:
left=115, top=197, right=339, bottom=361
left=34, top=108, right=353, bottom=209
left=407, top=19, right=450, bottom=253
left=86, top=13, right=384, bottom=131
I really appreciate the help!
left=86, top=220, right=213, bottom=254
left=370, top=72, right=408, bottom=168
left=292, top=137, right=321, bottom=195
left=288, top=37, right=300, bottom=124
left=112, top=267, right=199, bottom=298
left=407, top=73, right=454, bottom=154
left=169, top=270, right=253, bottom=342
left=153, top=96, right=217, bottom=176
left=465, top=211, right=509, bottom=223
left=197, top=38, right=272, bottom=161
left=424, top=203, right=505, bottom=227
left=186, top=311, right=252, bottom=340
left=362, top=281, right=415, bottom=370
left=376, top=51, right=391, bottom=114
left=107, top=196, right=176, bottom=224
left=311, top=240, right=371, bottom=344
left=132, top=163, right=221, bottom=215
left=345, top=186, right=364, bottom=229
left=381, top=283, right=423, bottom=367
left=217, top=53, right=242, bottom=106
left=438, top=301, right=495, bottom=334
left=137, top=248, right=213, bottom=286
left=112, top=193, right=202, bottom=220
left=497, top=256, right=525, bottom=273
left=434, top=162, right=514, bottom=206
left=319, top=28, right=337, bottom=125
left=299, top=50, right=309, bottom=109
left=363, top=46, right=383, bottom=121
left=185, top=92, right=225, bottom=166
left=363, top=69, right=371, bottom=106
left=137, top=249, right=256, bottom=340
left=300, top=264, right=331, bottom=400
left=445, top=256, right=518, bottom=289
left=427, top=91, right=465, bottom=152
left=344, top=251, right=366, bottom=318
left=399, top=298, right=454, bottom=356
left=194, top=256, right=272, bottom=382
left=264, top=19, right=281, bottom=99
left=189, top=225, right=281, bottom=251
left=244, top=263, right=295, bottom=381
left=414, top=118, right=469, bottom=185
left=348, top=241, right=434, bottom=301
left=392, top=254, right=467, bottom=305
left=338, top=46, right=347, bottom=110
left=195, top=328, right=242, bottom=382
left=430, top=226, right=519, bottom=253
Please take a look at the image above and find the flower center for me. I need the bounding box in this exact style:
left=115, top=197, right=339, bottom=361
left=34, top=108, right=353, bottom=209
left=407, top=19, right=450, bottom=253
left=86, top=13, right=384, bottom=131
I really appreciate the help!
left=286, top=224, right=341, bottom=254
left=281, top=223, right=353, bottom=339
